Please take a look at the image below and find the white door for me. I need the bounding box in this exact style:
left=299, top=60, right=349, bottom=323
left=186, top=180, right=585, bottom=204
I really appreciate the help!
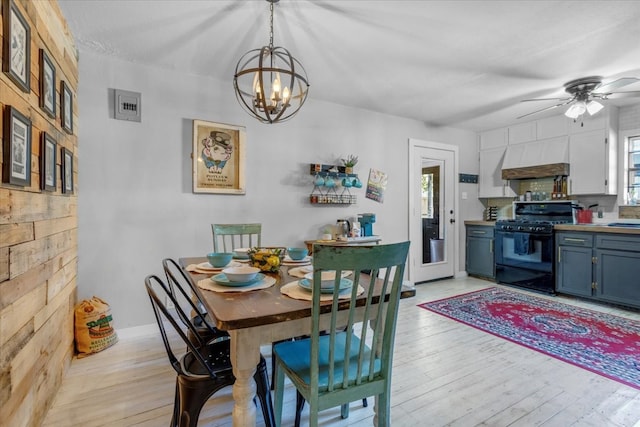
left=408, top=139, right=458, bottom=283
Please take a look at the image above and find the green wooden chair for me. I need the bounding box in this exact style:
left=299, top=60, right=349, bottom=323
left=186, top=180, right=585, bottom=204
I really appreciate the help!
left=211, top=223, right=261, bottom=252
left=273, top=242, right=410, bottom=427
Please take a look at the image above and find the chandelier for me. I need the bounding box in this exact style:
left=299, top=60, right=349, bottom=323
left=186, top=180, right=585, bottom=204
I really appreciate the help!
left=233, top=0, right=309, bottom=124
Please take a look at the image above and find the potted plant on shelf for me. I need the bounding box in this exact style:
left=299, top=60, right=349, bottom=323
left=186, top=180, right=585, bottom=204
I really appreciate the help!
left=341, top=154, right=358, bottom=174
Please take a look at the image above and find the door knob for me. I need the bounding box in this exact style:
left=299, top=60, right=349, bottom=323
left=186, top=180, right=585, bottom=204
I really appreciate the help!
left=450, top=218, right=455, bottom=224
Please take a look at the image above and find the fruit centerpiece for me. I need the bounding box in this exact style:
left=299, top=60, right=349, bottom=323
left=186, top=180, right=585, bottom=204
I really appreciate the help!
left=247, top=247, right=284, bottom=273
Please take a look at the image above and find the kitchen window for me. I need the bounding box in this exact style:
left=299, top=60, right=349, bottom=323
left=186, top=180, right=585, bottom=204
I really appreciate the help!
left=627, top=135, right=640, bottom=204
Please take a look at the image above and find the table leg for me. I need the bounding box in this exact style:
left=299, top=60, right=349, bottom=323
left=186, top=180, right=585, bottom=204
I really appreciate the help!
left=370, top=316, right=385, bottom=427
left=229, top=329, right=261, bottom=427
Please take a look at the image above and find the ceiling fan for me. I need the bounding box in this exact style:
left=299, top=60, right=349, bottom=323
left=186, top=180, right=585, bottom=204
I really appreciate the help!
left=517, top=75, right=640, bottom=120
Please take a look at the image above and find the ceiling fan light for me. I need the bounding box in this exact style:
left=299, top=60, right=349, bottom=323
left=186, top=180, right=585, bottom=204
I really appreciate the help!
left=586, top=100, right=604, bottom=116
left=565, top=102, right=587, bottom=119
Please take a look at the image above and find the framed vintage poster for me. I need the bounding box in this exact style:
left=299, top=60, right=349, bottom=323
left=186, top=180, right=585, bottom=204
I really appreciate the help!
left=40, top=132, right=57, bottom=191
left=39, top=49, right=56, bottom=118
left=2, top=106, right=32, bottom=186
left=2, top=0, right=30, bottom=93
left=192, top=120, right=246, bottom=194
left=61, top=147, right=73, bottom=194
left=365, top=168, right=388, bottom=203
left=61, top=81, right=73, bottom=134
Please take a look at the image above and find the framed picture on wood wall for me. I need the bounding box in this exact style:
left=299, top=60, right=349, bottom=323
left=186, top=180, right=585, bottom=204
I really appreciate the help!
left=40, top=132, right=57, bottom=191
left=192, top=120, right=246, bottom=194
left=61, top=81, right=73, bottom=134
left=61, top=147, right=73, bottom=194
left=2, top=106, right=32, bottom=186
left=39, top=49, right=56, bottom=118
left=2, top=0, right=30, bottom=93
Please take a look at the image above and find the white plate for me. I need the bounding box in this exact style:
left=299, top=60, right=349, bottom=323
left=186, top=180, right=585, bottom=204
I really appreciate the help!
left=298, top=278, right=353, bottom=294
left=283, top=255, right=312, bottom=263
left=211, top=273, right=265, bottom=287
left=303, top=270, right=352, bottom=287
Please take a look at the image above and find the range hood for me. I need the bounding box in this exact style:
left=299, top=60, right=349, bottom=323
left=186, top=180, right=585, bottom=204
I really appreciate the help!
left=501, top=137, right=570, bottom=179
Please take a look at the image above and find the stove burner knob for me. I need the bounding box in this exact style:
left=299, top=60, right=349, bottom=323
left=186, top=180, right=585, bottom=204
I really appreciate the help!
left=517, top=226, right=524, bottom=231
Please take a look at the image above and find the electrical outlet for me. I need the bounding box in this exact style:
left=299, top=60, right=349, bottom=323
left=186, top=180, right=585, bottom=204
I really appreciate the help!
left=165, top=296, right=175, bottom=310
left=598, top=210, right=603, bottom=219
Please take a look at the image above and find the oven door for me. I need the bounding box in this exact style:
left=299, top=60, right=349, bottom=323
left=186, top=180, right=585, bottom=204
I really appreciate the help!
left=494, top=230, right=555, bottom=293
left=495, top=230, right=554, bottom=271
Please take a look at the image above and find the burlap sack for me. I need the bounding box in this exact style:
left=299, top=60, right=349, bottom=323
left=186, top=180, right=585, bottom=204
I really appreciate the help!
left=74, top=296, right=118, bottom=358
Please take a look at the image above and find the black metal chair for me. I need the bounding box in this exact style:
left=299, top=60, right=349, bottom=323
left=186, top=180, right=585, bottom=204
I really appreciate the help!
left=145, top=274, right=274, bottom=427
left=162, top=258, right=227, bottom=345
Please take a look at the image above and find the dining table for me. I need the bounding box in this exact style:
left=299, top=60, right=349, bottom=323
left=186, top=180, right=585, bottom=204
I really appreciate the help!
left=179, top=256, right=416, bottom=427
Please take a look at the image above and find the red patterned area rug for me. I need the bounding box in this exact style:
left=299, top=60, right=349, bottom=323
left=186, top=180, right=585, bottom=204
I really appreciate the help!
left=418, top=287, right=640, bottom=390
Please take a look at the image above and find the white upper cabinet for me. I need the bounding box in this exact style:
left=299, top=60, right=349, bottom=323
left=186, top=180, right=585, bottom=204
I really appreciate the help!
left=569, top=130, right=608, bottom=195
left=477, top=107, right=619, bottom=198
left=508, top=122, right=537, bottom=144
left=537, top=115, right=568, bottom=139
left=568, top=106, right=618, bottom=195
left=479, top=128, right=508, bottom=150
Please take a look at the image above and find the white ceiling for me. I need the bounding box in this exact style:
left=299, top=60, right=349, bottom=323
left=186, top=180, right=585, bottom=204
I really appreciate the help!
left=57, top=0, right=640, bottom=132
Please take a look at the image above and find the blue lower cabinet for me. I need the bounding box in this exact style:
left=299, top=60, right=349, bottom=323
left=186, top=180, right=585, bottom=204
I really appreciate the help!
left=466, top=225, right=495, bottom=280
left=556, top=244, right=593, bottom=297
left=556, top=231, right=640, bottom=309
left=595, top=234, right=640, bottom=308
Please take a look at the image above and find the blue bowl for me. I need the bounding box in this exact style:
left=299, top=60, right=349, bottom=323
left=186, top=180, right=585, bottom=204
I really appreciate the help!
left=207, top=252, right=234, bottom=268
left=287, top=247, right=308, bottom=261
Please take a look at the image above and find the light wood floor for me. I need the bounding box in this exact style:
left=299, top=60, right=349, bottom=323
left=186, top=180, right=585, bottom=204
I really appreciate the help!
left=42, top=277, right=640, bottom=426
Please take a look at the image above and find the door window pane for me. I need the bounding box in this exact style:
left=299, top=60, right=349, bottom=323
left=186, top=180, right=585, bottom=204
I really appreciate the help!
left=627, top=136, right=640, bottom=204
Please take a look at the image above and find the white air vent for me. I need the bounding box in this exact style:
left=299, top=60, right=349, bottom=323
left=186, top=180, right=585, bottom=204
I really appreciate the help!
left=114, top=89, right=141, bottom=122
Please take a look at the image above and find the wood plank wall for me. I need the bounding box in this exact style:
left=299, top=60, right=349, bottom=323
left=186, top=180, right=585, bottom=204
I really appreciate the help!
left=0, top=1, right=78, bottom=425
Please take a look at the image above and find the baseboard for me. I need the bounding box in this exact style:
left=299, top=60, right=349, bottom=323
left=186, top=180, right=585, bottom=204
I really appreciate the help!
left=455, top=271, right=468, bottom=279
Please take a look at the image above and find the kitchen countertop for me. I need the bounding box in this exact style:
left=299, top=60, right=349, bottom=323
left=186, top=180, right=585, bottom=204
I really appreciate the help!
left=554, top=223, right=640, bottom=235
left=464, top=220, right=497, bottom=226
left=464, top=220, right=640, bottom=235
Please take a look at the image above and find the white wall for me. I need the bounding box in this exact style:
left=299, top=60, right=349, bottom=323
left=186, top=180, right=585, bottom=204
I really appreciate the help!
left=76, top=50, right=480, bottom=328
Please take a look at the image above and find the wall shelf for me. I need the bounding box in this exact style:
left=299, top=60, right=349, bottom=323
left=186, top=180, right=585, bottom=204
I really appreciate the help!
left=309, top=163, right=360, bottom=205
left=309, top=163, right=357, bottom=178
left=309, top=193, right=357, bottom=205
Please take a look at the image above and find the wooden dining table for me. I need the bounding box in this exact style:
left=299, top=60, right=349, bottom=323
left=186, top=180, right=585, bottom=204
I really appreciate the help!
left=179, top=257, right=415, bottom=427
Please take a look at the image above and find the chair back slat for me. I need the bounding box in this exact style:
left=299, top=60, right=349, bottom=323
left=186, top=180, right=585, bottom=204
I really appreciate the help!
left=211, top=223, right=262, bottom=252
left=310, top=242, right=410, bottom=396
left=162, top=258, right=216, bottom=339
left=144, top=275, right=217, bottom=377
